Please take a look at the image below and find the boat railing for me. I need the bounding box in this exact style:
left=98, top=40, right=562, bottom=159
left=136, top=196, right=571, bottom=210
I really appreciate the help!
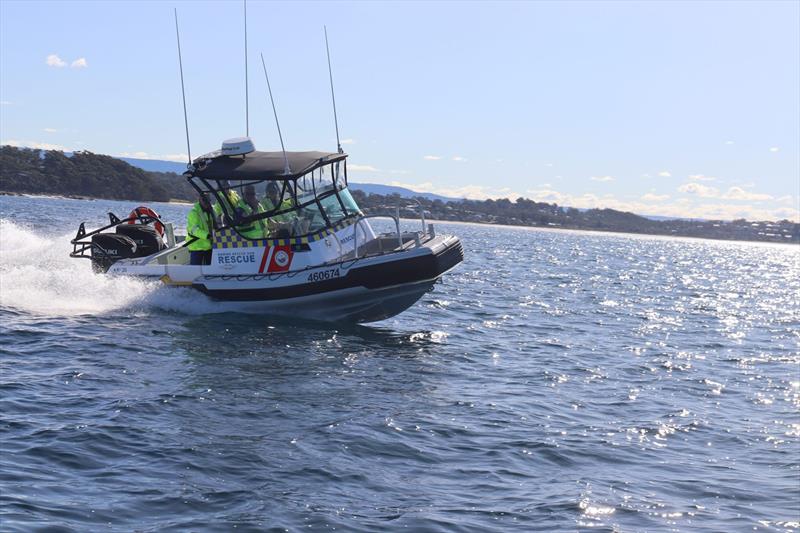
left=327, top=230, right=344, bottom=261
left=351, top=201, right=431, bottom=259
left=411, top=198, right=426, bottom=235
left=69, top=212, right=169, bottom=260
left=352, top=214, right=398, bottom=259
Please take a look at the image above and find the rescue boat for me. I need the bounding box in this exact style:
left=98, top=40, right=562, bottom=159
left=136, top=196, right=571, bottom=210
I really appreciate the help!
left=70, top=138, right=463, bottom=323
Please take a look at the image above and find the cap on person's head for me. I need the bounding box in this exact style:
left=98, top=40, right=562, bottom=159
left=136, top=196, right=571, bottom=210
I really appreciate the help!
left=266, top=181, right=280, bottom=196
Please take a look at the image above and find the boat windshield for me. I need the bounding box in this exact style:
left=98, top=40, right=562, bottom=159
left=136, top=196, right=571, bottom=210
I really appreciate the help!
left=189, top=160, right=362, bottom=239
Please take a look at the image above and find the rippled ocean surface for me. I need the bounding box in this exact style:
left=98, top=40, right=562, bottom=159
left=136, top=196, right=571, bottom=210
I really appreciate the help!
left=1, top=194, right=799, bottom=532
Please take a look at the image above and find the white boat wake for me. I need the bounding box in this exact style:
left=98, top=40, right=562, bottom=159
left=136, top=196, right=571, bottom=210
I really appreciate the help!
left=0, top=219, right=216, bottom=317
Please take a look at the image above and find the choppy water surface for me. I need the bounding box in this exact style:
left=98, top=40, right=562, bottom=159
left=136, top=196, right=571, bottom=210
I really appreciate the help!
left=1, top=195, right=799, bottom=532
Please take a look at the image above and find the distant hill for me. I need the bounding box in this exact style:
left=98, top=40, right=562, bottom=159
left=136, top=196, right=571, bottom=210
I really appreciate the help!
left=348, top=183, right=456, bottom=202
left=118, top=156, right=457, bottom=202
left=118, top=157, right=188, bottom=174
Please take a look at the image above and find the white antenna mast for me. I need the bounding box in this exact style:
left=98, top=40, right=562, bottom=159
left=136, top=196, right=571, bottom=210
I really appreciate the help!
left=174, top=9, right=192, bottom=165
left=244, top=0, right=249, bottom=137
left=260, top=53, right=290, bottom=175
left=324, top=26, right=342, bottom=154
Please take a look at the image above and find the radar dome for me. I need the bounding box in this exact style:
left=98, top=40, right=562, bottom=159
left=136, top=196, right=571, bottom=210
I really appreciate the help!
left=221, top=137, right=256, bottom=156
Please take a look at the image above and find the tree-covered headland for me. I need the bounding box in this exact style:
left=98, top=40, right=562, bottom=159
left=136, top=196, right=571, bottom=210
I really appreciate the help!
left=0, top=145, right=193, bottom=202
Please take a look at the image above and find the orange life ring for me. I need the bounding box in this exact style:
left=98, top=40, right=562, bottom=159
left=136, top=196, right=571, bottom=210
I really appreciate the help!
left=127, top=206, right=165, bottom=236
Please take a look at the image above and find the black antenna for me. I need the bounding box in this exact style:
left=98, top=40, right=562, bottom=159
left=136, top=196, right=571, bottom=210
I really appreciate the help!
left=324, top=26, right=342, bottom=154
left=244, top=0, right=249, bottom=137
left=260, top=52, right=290, bottom=175
left=174, top=9, right=192, bottom=165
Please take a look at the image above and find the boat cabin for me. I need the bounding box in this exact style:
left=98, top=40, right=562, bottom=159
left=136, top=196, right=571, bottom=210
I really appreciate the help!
left=185, top=138, right=377, bottom=274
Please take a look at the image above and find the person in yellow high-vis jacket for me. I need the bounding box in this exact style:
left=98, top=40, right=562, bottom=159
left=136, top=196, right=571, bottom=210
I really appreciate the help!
left=235, top=185, right=269, bottom=239
left=187, top=194, right=215, bottom=265
left=212, top=181, right=243, bottom=225
left=260, top=181, right=296, bottom=237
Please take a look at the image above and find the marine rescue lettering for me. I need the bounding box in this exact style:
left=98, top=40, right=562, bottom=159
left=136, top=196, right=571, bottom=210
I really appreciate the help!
left=215, top=249, right=257, bottom=269
left=217, top=253, right=256, bottom=264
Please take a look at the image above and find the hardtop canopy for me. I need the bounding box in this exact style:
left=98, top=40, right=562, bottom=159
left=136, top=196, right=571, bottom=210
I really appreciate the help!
left=189, top=150, right=347, bottom=181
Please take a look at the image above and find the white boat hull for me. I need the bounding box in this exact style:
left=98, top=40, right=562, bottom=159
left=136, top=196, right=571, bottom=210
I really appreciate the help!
left=108, top=234, right=463, bottom=323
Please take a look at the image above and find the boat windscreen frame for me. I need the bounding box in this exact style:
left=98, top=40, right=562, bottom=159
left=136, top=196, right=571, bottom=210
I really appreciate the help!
left=185, top=158, right=359, bottom=241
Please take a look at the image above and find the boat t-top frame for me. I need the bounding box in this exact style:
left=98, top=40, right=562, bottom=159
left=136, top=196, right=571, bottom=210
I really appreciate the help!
left=187, top=148, right=364, bottom=240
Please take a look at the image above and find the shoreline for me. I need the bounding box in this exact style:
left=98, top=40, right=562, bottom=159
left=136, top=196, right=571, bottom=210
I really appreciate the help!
left=413, top=217, right=798, bottom=248
left=0, top=190, right=193, bottom=205
left=2, top=191, right=796, bottom=246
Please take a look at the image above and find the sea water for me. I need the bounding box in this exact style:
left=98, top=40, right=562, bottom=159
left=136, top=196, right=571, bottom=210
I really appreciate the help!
left=1, top=194, right=798, bottom=532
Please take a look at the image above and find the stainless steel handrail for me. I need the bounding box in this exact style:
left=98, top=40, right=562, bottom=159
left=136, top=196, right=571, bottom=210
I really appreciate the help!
left=411, top=198, right=426, bottom=235
left=351, top=214, right=401, bottom=259
left=328, top=230, right=343, bottom=260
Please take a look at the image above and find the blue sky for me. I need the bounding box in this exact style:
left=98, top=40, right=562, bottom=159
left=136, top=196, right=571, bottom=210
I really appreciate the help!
left=1, top=0, right=798, bottom=221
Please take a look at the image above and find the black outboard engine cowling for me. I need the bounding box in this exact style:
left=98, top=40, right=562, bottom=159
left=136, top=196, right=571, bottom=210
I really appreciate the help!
left=116, top=224, right=165, bottom=258
left=90, top=234, right=137, bottom=273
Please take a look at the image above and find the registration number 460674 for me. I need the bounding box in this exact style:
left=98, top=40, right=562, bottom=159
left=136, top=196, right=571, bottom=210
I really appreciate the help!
left=307, top=268, right=341, bottom=282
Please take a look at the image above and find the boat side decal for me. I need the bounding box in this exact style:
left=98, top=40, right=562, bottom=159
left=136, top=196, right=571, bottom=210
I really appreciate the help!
left=258, top=246, right=272, bottom=274
left=267, top=245, right=293, bottom=273
left=214, top=248, right=260, bottom=272
left=212, top=217, right=359, bottom=249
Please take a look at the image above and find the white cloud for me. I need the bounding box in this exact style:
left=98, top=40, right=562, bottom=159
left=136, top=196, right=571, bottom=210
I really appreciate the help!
left=544, top=162, right=554, bottom=167
left=525, top=186, right=798, bottom=221
left=348, top=164, right=380, bottom=172
left=678, top=182, right=719, bottom=198
left=71, top=58, right=88, bottom=68
left=452, top=156, right=466, bottom=162
left=590, top=175, right=614, bottom=182
left=116, top=151, right=190, bottom=163
left=689, top=203, right=798, bottom=222
left=776, top=195, right=795, bottom=205
left=335, top=163, right=407, bottom=175
left=641, top=193, right=670, bottom=202
left=46, top=54, right=66, bottom=67
left=159, top=153, right=190, bottom=163
left=725, top=140, right=734, bottom=145
left=526, top=188, right=573, bottom=204
left=2, top=138, right=69, bottom=151
left=390, top=181, right=520, bottom=201
left=722, top=186, right=772, bottom=201
left=657, top=171, right=671, bottom=177
left=43, top=128, right=57, bottom=133
left=688, top=174, right=716, bottom=181
left=423, top=155, right=441, bottom=161
left=340, top=138, right=355, bottom=145
left=118, top=151, right=149, bottom=158
left=769, top=147, right=779, bottom=153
